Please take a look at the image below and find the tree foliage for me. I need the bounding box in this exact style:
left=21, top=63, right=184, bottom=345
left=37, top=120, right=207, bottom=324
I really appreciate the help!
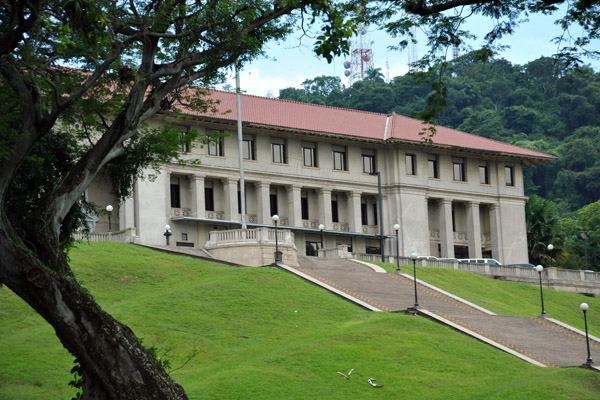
left=0, top=1, right=356, bottom=398
left=525, top=195, right=560, bottom=266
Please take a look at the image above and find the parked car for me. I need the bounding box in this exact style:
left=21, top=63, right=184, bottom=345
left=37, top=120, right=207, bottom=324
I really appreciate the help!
left=505, top=263, right=535, bottom=268
left=418, top=256, right=438, bottom=260
left=459, top=258, right=502, bottom=265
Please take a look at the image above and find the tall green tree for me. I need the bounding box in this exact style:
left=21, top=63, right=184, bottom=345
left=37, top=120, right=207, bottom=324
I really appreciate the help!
left=0, top=1, right=355, bottom=398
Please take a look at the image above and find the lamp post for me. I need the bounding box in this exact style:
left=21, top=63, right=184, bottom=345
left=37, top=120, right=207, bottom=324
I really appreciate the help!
left=547, top=243, right=554, bottom=268
left=318, top=223, right=325, bottom=254
left=535, top=265, right=546, bottom=316
left=272, top=214, right=280, bottom=264
left=580, top=303, right=594, bottom=365
left=393, top=224, right=400, bottom=272
left=106, top=204, right=113, bottom=232
left=370, top=171, right=384, bottom=262
left=410, top=252, right=419, bottom=308
left=163, top=224, right=172, bottom=246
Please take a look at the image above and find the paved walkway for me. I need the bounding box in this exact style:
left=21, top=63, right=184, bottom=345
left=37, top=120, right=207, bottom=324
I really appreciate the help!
left=280, top=256, right=600, bottom=370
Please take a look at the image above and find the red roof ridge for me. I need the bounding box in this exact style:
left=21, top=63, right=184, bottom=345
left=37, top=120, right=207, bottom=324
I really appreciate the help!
left=388, top=112, right=556, bottom=159
left=205, top=87, right=390, bottom=117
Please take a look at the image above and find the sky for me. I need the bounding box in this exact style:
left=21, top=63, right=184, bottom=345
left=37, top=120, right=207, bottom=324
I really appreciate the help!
left=219, top=8, right=600, bottom=98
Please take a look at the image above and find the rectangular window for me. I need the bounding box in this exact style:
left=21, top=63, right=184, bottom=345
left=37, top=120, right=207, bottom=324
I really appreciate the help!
left=174, top=125, right=190, bottom=153
left=479, top=162, right=489, bottom=184
left=505, top=165, right=514, bottom=186
left=270, top=189, right=278, bottom=216
left=331, top=194, right=339, bottom=223
left=242, top=134, right=255, bottom=160
left=271, top=138, right=286, bottom=164
left=452, top=158, right=466, bottom=182
left=361, top=198, right=368, bottom=225
left=301, top=191, right=309, bottom=220
left=428, top=155, right=439, bottom=178
left=237, top=187, right=246, bottom=214
left=406, top=154, right=416, bottom=175
left=302, top=142, right=317, bottom=167
left=362, top=149, right=376, bottom=174
left=332, top=145, right=347, bottom=171
left=204, top=181, right=214, bottom=212
left=207, top=131, right=223, bottom=156
left=452, top=208, right=456, bottom=232
left=373, top=204, right=378, bottom=226
left=170, top=180, right=181, bottom=208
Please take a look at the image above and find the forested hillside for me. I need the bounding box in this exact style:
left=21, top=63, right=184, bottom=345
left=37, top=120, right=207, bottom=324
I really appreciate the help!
left=279, top=54, right=600, bottom=215
left=278, top=56, right=600, bottom=270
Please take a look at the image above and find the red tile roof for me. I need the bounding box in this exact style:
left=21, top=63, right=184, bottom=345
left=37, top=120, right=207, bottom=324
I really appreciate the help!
left=179, top=89, right=555, bottom=162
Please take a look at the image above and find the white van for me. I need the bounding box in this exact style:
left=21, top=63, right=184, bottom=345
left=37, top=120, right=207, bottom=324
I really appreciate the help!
left=459, top=258, right=502, bottom=265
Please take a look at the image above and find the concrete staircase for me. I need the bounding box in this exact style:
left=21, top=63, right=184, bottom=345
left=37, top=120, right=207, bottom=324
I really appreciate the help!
left=279, top=256, right=600, bottom=370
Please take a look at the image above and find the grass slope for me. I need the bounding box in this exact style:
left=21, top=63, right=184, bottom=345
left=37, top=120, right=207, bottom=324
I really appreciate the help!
left=0, top=243, right=598, bottom=399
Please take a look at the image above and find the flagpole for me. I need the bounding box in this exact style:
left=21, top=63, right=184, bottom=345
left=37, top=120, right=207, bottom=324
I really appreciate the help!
left=236, top=62, right=247, bottom=230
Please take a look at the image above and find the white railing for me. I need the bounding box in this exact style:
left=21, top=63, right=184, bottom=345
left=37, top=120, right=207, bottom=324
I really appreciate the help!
left=207, top=228, right=293, bottom=246
left=350, top=252, right=600, bottom=293
left=302, top=220, right=320, bottom=229
left=332, top=222, right=350, bottom=232
left=361, top=225, right=379, bottom=234
left=73, top=228, right=136, bottom=243
left=171, top=208, right=192, bottom=217
left=205, top=210, right=225, bottom=220
left=430, top=230, right=492, bottom=245
left=319, top=245, right=352, bottom=259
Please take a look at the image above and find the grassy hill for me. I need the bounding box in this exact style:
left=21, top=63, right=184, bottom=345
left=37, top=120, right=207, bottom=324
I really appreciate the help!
left=1, top=242, right=599, bottom=399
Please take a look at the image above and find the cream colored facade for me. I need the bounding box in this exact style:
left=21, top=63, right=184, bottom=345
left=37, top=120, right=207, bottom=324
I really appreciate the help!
left=101, top=109, right=537, bottom=265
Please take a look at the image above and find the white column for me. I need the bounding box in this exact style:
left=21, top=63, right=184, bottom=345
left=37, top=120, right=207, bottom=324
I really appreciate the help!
left=255, top=181, right=271, bottom=224
left=189, top=174, right=205, bottom=218
left=165, top=170, right=172, bottom=220
left=223, top=177, right=238, bottom=221
left=467, top=201, right=482, bottom=258
left=348, top=191, right=362, bottom=233
left=318, top=188, right=333, bottom=230
left=489, top=204, right=502, bottom=261
left=439, top=199, right=455, bottom=258
left=288, top=185, right=302, bottom=227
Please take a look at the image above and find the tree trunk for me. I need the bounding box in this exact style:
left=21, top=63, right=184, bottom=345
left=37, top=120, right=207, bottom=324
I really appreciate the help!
left=0, top=218, right=188, bottom=399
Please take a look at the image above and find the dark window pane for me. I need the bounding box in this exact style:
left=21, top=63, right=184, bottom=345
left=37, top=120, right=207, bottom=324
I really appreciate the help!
left=204, top=187, right=214, bottom=211
left=170, top=184, right=181, bottom=208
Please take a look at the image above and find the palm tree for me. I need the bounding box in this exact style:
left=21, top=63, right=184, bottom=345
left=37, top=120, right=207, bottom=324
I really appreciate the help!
left=364, top=67, right=385, bottom=82
left=526, top=195, right=560, bottom=266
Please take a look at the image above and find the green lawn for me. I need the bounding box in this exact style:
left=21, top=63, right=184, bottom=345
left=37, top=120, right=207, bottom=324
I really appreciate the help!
left=0, top=242, right=599, bottom=399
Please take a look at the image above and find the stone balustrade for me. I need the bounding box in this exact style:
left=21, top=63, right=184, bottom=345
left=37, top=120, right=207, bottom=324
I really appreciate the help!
left=352, top=252, right=600, bottom=296
left=73, top=228, right=137, bottom=243
left=204, top=228, right=297, bottom=267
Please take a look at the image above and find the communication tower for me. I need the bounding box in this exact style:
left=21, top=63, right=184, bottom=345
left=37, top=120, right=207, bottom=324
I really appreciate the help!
left=343, top=23, right=374, bottom=83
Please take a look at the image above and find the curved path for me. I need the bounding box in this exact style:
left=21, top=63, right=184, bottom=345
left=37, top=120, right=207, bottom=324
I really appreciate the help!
left=280, top=256, right=600, bottom=370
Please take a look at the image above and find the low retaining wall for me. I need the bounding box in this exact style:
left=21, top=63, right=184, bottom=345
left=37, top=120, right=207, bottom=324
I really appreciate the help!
left=352, top=253, right=600, bottom=296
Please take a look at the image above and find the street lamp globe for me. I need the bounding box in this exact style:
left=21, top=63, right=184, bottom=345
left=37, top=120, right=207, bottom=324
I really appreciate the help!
left=106, top=205, right=113, bottom=213
left=318, top=224, right=324, bottom=230
left=547, top=244, right=554, bottom=251
left=165, top=224, right=171, bottom=231
left=272, top=214, right=280, bottom=223
left=393, top=224, right=400, bottom=231
left=535, top=265, right=543, bottom=273
left=410, top=252, right=418, bottom=260
left=581, top=302, right=589, bottom=312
